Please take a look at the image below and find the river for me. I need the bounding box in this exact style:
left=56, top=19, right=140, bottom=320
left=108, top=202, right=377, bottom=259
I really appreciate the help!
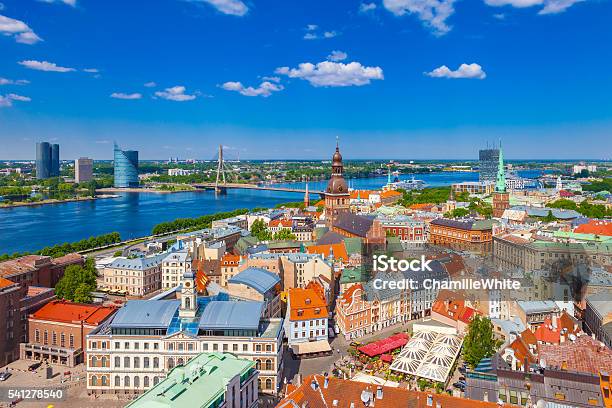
left=0, top=171, right=539, bottom=254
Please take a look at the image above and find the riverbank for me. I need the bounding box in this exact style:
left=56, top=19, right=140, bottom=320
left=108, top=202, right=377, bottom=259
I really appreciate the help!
left=96, top=187, right=194, bottom=194
left=0, top=194, right=118, bottom=209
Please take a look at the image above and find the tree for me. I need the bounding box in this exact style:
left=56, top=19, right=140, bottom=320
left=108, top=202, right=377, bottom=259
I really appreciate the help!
left=54, top=261, right=97, bottom=303
left=462, top=315, right=501, bottom=368
left=273, top=229, right=297, bottom=241
left=250, top=219, right=272, bottom=240
left=543, top=210, right=556, bottom=222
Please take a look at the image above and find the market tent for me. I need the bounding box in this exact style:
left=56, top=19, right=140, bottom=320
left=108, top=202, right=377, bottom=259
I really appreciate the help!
left=357, top=333, right=409, bottom=357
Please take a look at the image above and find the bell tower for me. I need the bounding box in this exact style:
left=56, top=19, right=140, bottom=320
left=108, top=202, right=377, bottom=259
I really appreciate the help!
left=179, top=270, right=197, bottom=318
left=324, top=139, right=350, bottom=227
left=492, top=142, right=510, bottom=218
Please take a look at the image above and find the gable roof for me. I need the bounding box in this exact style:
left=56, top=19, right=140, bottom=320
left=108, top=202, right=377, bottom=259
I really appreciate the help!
left=306, top=242, right=348, bottom=262
left=333, top=213, right=375, bottom=237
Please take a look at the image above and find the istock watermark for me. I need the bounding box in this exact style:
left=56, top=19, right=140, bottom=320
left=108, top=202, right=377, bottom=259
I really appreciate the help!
left=373, top=255, right=433, bottom=272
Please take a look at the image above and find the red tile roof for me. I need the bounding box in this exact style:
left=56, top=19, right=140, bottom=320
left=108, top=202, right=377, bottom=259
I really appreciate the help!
left=574, top=220, right=612, bottom=236
left=306, top=242, right=348, bottom=262
left=432, top=289, right=478, bottom=324
left=30, top=300, right=116, bottom=326
left=288, top=287, right=328, bottom=321
left=0, top=277, right=17, bottom=289
left=278, top=374, right=508, bottom=408
left=539, top=335, right=612, bottom=375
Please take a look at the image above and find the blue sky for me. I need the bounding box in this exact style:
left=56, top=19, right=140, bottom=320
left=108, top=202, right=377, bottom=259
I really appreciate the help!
left=0, top=0, right=611, bottom=160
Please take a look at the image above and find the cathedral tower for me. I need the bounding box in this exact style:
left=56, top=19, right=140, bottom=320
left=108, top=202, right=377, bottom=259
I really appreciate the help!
left=324, top=140, right=350, bottom=226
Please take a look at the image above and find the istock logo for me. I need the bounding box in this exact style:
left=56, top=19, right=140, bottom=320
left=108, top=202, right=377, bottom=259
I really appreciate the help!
left=372, top=255, right=433, bottom=273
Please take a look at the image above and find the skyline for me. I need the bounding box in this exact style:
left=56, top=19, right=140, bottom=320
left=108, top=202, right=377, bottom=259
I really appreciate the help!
left=1, top=0, right=611, bottom=159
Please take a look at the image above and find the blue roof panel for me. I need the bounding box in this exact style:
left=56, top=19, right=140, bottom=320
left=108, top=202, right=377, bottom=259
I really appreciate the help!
left=228, top=267, right=280, bottom=294
left=198, top=301, right=263, bottom=331
left=111, top=300, right=180, bottom=329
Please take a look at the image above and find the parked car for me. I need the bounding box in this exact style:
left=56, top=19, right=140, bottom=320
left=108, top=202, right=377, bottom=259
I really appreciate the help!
left=0, top=371, right=11, bottom=381
left=28, top=362, right=42, bottom=371
left=452, top=381, right=466, bottom=390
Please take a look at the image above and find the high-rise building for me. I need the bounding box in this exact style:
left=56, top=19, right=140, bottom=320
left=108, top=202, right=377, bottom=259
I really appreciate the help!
left=75, top=157, right=94, bottom=183
left=35, top=142, right=52, bottom=179
left=113, top=142, right=139, bottom=188
left=51, top=143, right=60, bottom=176
left=478, top=147, right=499, bottom=182
left=35, top=142, right=60, bottom=179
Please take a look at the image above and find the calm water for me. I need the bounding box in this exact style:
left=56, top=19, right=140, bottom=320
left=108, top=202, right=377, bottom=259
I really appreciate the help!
left=0, top=171, right=539, bottom=254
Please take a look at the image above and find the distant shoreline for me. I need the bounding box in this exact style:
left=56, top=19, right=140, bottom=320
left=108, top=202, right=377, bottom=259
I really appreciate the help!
left=95, top=187, right=191, bottom=194
left=0, top=194, right=118, bottom=209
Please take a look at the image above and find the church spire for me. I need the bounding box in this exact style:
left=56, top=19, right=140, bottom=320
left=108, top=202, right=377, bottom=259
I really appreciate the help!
left=495, top=141, right=506, bottom=193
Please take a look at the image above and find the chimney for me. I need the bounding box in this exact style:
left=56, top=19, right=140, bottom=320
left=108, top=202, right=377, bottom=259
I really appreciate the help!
left=376, top=386, right=383, bottom=399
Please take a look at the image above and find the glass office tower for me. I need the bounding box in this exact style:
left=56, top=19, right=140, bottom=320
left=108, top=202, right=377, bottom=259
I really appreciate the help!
left=36, top=142, right=52, bottom=179
left=51, top=143, right=60, bottom=177
left=479, top=148, right=499, bottom=182
left=113, top=143, right=139, bottom=188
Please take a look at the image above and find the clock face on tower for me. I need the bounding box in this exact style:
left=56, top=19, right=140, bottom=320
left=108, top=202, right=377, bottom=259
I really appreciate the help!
left=185, top=281, right=190, bottom=288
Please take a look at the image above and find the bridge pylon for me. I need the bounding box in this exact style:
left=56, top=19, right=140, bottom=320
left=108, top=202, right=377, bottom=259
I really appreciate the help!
left=215, top=144, right=227, bottom=194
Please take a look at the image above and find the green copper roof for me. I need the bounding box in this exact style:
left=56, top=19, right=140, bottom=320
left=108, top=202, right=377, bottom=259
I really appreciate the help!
left=340, top=266, right=367, bottom=284
left=495, top=145, right=506, bottom=193
left=127, top=353, right=255, bottom=408
left=343, top=237, right=362, bottom=256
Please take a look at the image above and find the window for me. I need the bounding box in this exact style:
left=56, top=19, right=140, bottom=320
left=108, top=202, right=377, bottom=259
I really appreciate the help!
left=178, top=343, right=184, bottom=351
left=266, top=344, right=272, bottom=352
left=114, top=357, right=120, bottom=367
left=168, top=358, right=174, bottom=369
left=153, top=357, right=159, bottom=368
left=134, top=342, right=139, bottom=350
left=134, top=376, right=140, bottom=388
left=115, top=376, right=120, bottom=387
left=91, top=356, right=97, bottom=367
left=69, top=334, right=74, bottom=348
left=265, top=378, right=272, bottom=390
left=188, top=343, right=194, bottom=351
left=115, top=342, right=120, bottom=349
left=256, top=344, right=261, bottom=352
left=60, top=333, right=65, bottom=348
left=233, top=344, right=238, bottom=352
left=223, top=344, right=228, bottom=352
left=203, top=343, right=208, bottom=351
left=213, top=344, right=218, bottom=351
left=153, top=376, right=160, bottom=386
left=144, top=376, right=150, bottom=388
left=91, top=375, right=98, bottom=386
left=35, top=330, right=40, bottom=343
left=134, top=357, right=140, bottom=369
left=144, top=342, right=149, bottom=350
left=101, top=356, right=107, bottom=367
left=90, top=340, right=96, bottom=349
left=243, top=344, right=248, bottom=352
left=144, top=357, right=149, bottom=368
left=265, top=359, right=272, bottom=370
left=124, top=342, right=130, bottom=350
left=168, top=343, right=174, bottom=351
left=124, top=356, right=130, bottom=368
left=44, top=330, right=48, bottom=345
left=124, top=376, right=130, bottom=387
left=101, top=376, right=108, bottom=386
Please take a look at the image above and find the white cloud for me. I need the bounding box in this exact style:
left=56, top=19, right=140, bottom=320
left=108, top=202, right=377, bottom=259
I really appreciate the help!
left=304, top=32, right=318, bottom=40
left=154, top=86, right=197, bottom=101
left=221, top=81, right=283, bottom=97
left=303, top=27, right=339, bottom=40
left=306, top=24, right=318, bottom=31
left=18, top=60, right=75, bottom=72
left=484, top=0, right=583, bottom=14
left=196, top=0, right=248, bottom=16
left=110, top=92, right=142, bottom=100
left=323, top=31, right=338, bottom=38
left=425, top=63, right=486, bottom=79
left=276, top=61, right=384, bottom=87
left=0, top=14, right=43, bottom=44
left=0, top=93, right=31, bottom=107
left=38, top=0, right=77, bottom=6
left=360, top=2, right=377, bottom=12
left=0, top=77, right=29, bottom=85
left=144, top=81, right=157, bottom=87
left=382, top=0, right=455, bottom=36
left=327, top=50, right=348, bottom=62
left=261, top=76, right=281, bottom=83
left=83, top=68, right=99, bottom=73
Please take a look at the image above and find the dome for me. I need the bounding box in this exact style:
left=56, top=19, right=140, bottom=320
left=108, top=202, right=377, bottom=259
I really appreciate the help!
left=332, top=147, right=342, bottom=165
left=326, top=176, right=348, bottom=194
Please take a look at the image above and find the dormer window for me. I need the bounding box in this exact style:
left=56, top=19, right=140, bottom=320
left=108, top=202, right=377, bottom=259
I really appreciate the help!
left=297, top=310, right=303, bottom=316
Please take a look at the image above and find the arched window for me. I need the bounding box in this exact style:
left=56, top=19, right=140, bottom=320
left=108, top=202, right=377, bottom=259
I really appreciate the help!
left=115, top=376, right=120, bottom=387
left=91, top=356, right=97, bottom=367
left=134, top=376, right=140, bottom=388
left=114, top=356, right=120, bottom=367
left=167, top=358, right=174, bottom=369
left=265, top=378, right=272, bottom=390
left=124, top=356, right=130, bottom=368
left=101, top=376, right=108, bottom=386
left=257, top=378, right=262, bottom=390
left=101, top=356, right=107, bottom=367
left=144, top=357, right=150, bottom=368
left=153, top=357, right=159, bottom=368
left=144, top=376, right=150, bottom=388
left=177, top=357, right=184, bottom=366
left=255, top=359, right=261, bottom=370
left=153, top=376, right=160, bottom=385
left=124, top=376, right=130, bottom=387
left=185, top=297, right=191, bottom=309
left=265, top=359, right=272, bottom=370
left=91, top=375, right=98, bottom=386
